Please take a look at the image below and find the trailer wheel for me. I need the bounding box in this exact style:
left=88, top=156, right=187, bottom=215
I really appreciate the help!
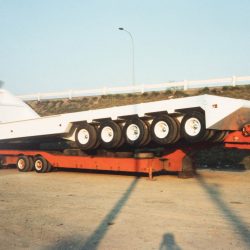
left=34, top=156, right=48, bottom=173
left=209, top=130, right=229, bottom=143
left=123, top=118, right=150, bottom=147
left=150, top=115, right=178, bottom=144
left=171, top=117, right=181, bottom=144
left=181, top=112, right=206, bottom=143
left=202, top=130, right=215, bottom=141
left=140, top=120, right=152, bottom=146
left=46, top=162, right=53, bottom=172
left=17, top=156, right=30, bottom=172
left=75, top=123, right=98, bottom=150
left=218, top=131, right=229, bottom=142
left=28, top=157, right=34, bottom=171
left=100, top=121, right=123, bottom=149
left=116, top=123, right=125, bottom=148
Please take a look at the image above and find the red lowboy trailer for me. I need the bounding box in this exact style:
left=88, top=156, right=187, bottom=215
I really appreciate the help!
left=0, top=125, right=249, bottom=179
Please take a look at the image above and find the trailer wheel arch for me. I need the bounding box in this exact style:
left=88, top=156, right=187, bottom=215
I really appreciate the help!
left=175, top=107, right=205, bottom=115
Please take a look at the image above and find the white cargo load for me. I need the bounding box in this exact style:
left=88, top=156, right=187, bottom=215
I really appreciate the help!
left=0, top=88, right=249, bottom=148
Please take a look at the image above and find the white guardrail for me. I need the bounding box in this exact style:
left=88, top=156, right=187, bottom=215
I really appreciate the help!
left=18, top=75, right=250, bottom=101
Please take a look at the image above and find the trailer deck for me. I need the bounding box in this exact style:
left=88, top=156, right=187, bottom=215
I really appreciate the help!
left=0, top=126, right=249, bottom=178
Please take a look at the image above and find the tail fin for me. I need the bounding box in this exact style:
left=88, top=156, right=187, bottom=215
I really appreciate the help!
left=0, top=89, right=40, bottom=123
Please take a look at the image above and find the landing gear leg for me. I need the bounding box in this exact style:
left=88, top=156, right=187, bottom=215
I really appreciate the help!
left=178, top=155, right=196, bottom=178
left=148, top=161, right=153, bottom=180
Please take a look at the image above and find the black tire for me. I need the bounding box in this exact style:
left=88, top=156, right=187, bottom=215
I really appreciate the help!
left=112, top=123, right=125, bottom=148
left=75, top=123, right=98, bottom=150
left=123, top=118, right=150, bottom=147
left=17, top=155, right=30, bottom=172
left=171, top=117, right=181, bottom=144
left=28, top=157, right=34, bottom=171
left=202, top=130, right=215, bottom=141
left=100, top=121, right=123, bottom=149
left=34, top=156, right=48, bottom=173
left=46, top=162, right=53, bottom=172
left=220, top=131, right=229, bottom=142
left=150, top=115, right=178, bottom=145
left=140, top=120, right=152, bottom=146
left=209, top=130, right=229, bottom=143
left=180, top=112, right=206, bottom=143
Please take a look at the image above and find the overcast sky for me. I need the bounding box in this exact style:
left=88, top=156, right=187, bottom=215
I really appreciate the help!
left=1, top=0, right=250, bottom=94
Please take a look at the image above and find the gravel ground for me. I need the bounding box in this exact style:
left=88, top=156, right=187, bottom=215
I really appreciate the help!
left=0, top=168, right=250, bottom=250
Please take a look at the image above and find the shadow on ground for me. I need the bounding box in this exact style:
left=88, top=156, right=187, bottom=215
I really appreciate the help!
left=44, top=176, right=140, bottom=250
left=195, top=173, right=250, bottom=248
left=159, top=233, right=182, bottom=250
left=44, top=235, right=87, bottom=250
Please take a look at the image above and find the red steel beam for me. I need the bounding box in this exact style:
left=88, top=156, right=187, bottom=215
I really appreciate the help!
left=0, top=148, right=189, bottom=173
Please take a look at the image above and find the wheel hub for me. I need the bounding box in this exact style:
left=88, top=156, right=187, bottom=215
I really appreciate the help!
left=126, top=124, right=140, bottom=141
left=35, top=160, right=43, bottom=171
left=17, top=159, right=25, bottom=170
left=101, top=126, right=114, bottom=143
left=154, top=121, right=169, bottom=139
left=77, top=129, right=90, bottom=145
left=184, top=118, right=201, bottom=136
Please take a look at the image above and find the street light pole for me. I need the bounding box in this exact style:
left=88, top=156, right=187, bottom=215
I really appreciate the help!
left=118, top=27, right=135, bottom=87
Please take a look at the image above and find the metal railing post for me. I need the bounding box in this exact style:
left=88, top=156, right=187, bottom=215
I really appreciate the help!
left=102, top=87, right=107, bottom=95
left=140, top=84, right=144, bottom=94
left=183, top=80, right=188, bottom=91
left=232, top=76, right=236, bottom=87
left=68, top=90, right=73, bottom=100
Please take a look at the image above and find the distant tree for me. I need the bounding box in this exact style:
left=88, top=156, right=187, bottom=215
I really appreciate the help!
left=0, top=80, right=4, bottom=88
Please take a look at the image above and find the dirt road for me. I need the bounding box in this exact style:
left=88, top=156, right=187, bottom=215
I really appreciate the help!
left=0, top=168, right=250, bottom=250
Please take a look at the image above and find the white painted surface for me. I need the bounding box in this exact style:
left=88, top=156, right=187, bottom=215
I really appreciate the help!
left=0, top=90, right=249, bottom=142
left=0, top=89, right=39, bottom=123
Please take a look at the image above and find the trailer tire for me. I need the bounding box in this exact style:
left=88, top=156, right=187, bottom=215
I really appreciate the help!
left=140, top=120, right=152, bottom=146
left=171, top=117, right=181, bottom=144
left=209, top=130, right=229, bottom=143
left=150, top=115, right=178, bottom=144
left=218, top=131, right=229, bottom=142
left=17, top=155, right=30, bottom=172
left=202, top=130, right=215, bottom=141
left=34, top=156, right=48, bottom=173
left=123, top=118, right=150, bottom=147
left=181, top=112, right=206, bottom=143
left=28, top=157, right=34, bottom=171
left=46, top=162, right=53, bottom=172
left=75, top=123, right=98, bottom=150
left=100, top=121, right=123, bottom=149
